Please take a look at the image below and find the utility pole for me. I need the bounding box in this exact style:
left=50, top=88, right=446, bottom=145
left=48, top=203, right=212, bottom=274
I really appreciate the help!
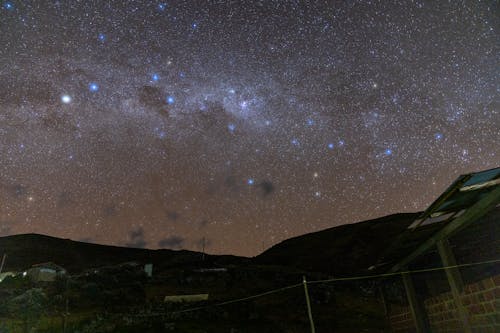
left=302, top=276, right=316, bottom=333
left=201, top=237, right=206, bottom=261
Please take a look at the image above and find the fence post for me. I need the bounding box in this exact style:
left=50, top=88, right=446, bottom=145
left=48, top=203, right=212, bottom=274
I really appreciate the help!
left=436, top=239, right=472, bottom=333
left=302, top=276, right=316, bottom=333
left=401, top=272, right=430, bottom=333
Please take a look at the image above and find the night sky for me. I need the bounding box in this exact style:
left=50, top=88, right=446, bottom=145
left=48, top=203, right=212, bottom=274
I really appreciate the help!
left=0, top=1, right=498, bottom=256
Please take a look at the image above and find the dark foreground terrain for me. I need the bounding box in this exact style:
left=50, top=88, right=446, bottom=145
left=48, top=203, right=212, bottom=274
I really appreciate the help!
left=0, top=209, right=498, bottom=332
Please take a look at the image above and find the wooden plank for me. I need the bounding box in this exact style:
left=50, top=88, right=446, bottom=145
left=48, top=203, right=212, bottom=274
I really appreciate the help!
left=390, top=185, right=500, bottom=273
left=411, top=174, right=471, bottom=229
left=402, top=272, right=430, bottom=333
left=437, top=239, right=471, bottom=333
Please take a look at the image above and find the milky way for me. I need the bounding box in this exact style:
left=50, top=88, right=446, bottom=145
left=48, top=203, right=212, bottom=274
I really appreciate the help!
left=0, top=1, right=498, bottom=256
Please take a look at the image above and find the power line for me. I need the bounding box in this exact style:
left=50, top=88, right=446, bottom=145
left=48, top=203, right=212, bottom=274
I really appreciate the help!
left=168, top=258, right=500, bottom=315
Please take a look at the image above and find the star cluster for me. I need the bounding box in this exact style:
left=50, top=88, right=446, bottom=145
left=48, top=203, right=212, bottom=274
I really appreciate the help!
left=0, top=1, right=498, bottom=256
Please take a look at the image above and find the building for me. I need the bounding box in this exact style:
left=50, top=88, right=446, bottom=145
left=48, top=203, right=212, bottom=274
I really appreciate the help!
left=372, top=167, right=500, bottom=332
left=26, top=262, right=67, bottom=282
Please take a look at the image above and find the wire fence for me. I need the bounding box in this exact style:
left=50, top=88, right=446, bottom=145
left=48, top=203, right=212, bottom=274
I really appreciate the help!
left=157, top=258, right=499, bottom=332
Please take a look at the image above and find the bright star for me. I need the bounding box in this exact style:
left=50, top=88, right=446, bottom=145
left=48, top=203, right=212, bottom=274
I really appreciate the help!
left=247, top=179, right=254, bottom=185
left=192, top=22, right=198, bottom=29
left=328, top=143, right=334, bottom=149
left=89, top=83, right=99, bottom=92
left=384, top=149, right=393, bottom=156
left=435, top=133, right=443, bottom=140
left=167, top=96, right=175, bottom=104
left=3, top=2, right=13, bottom=10
left=240, top=101, right=248, bottom=109
left=152, top=73, right=159, bottom=82
left=61, top=95, right=72, bottom=104
left=158, top=3, right=166, bottom=11
left=98, top=33, right=106, bottom=42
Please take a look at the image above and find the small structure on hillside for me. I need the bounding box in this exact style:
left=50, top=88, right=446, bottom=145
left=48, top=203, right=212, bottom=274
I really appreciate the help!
left=26, top=262, right=66, bottom=282
left=144, top=263, right=153, bottom=277
left=0, top=271, right=16, bottom=282
left=164, top=293, right=209, bottom=303
left=193, top=268, right=227, bottom=273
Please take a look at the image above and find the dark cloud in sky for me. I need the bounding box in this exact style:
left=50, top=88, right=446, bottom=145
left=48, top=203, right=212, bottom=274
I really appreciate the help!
left=158, top=235, right=185, bottom=250
left=125, top=228, right=147, bottom=249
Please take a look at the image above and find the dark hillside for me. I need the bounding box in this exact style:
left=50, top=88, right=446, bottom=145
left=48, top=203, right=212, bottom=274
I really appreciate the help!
left=0, top=233, right=248, bottom=273
left=255, top=213, right=421, bottom=275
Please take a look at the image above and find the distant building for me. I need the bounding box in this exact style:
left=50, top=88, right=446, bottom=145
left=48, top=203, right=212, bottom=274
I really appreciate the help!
left=144, top=263, right=153, bottom=277
left=0, top=271, right=16, bottom=282
left=193, top=268, right=227, bottom=273
left=27, top=262, right=66, bottom=282
left=164, top=294, right=209, bottom=303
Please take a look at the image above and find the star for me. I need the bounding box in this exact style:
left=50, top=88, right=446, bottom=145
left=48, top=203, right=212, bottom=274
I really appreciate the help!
left=98, top=33, right=106, bottom=42
left=167, top=96, right=175, bottom=104
left=151, top=73, right=159, bottom=82
left=61, top=95, right=72, bottom=104
left=158, top=3, right=166, bottom=11
left=3, top=2, right=13, bottom=10
left=328, top=143, right=334, bottom=149
left=89, top=83, right=99, bottom=92
left=247, top=179, right=254, bottom=185
left=384, top=149, right=393, bottom=156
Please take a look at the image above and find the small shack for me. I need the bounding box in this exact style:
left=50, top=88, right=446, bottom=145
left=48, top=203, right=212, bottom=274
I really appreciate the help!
left=27, top=262, right=67, bottom=282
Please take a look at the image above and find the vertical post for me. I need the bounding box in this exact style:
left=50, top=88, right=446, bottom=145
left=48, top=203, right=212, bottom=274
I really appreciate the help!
left=378, top=284, right=388, bottom=316
left=201, top=237, right=206, bottom=261
left=0, top=253, right=6, bottom=274
left=302, top=276, right=316, bottom=333
left=62, top=278, right=69, bottom=333
left=378, top=283, right=392, bottom=330
left=436, top=239, right=471, bottom=333
left=401, top=272, right=430, bottom=333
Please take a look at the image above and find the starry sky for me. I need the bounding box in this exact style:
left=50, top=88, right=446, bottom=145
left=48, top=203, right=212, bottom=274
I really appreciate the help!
left=0, top=1, right=498, bottom=256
